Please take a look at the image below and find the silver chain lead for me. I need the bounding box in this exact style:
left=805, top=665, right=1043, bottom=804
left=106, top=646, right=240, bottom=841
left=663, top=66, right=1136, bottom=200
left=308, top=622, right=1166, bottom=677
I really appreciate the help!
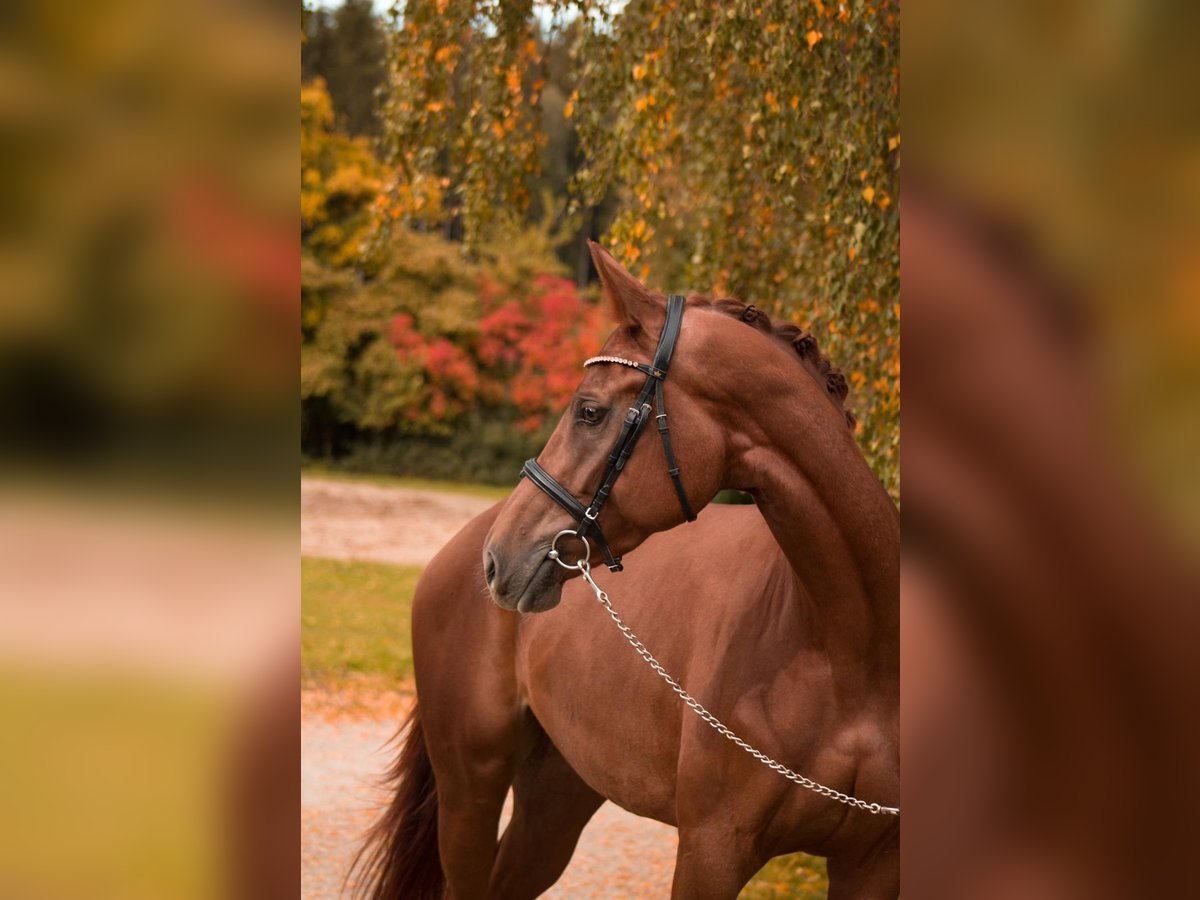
left=578, top=561, right=900, bottom=816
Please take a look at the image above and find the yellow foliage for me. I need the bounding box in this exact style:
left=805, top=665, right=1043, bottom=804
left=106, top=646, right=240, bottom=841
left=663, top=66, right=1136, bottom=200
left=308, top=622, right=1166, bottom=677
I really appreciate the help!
left=374, top=0, right=900, bottom=496
left=300, top=78, right=385, bottom=266
left=301, top=78, right=334, bottom=133
left=299, top=193, right=323, bottom=223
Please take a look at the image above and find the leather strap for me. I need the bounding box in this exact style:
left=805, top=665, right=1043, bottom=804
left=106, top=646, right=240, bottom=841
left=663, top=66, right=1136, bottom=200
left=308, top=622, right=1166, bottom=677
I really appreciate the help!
left=654, top=293, right=686, bottom=373
left=655, top=377, right=696, bottom=522
left=521, top=456, right=588, bottom=521
left=521, top=457, right=624, bottom=571
left=589, top=401, right=651, bottom=513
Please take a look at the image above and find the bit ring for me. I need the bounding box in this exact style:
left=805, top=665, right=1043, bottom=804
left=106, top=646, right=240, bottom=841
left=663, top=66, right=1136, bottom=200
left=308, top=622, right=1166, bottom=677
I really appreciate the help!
left=548, top=530, right=590, bottom=570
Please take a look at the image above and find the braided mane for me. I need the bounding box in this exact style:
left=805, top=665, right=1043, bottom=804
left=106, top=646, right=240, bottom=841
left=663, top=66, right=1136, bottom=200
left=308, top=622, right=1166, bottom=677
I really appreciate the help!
left=691, top=296, right=856, bottom=431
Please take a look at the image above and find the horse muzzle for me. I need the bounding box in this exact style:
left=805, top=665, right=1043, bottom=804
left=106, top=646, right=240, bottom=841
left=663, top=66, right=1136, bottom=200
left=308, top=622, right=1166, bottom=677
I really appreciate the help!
left=483, top=541, right=566, bottom=613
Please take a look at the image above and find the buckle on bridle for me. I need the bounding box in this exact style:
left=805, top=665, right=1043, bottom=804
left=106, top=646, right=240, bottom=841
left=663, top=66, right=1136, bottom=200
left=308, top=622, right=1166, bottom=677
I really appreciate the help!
left=548, top=529, right=591, bottom=571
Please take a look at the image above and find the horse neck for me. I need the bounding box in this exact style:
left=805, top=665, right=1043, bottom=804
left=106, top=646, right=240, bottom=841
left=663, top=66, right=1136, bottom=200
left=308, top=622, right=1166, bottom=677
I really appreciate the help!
left=728, top=373, right=900, bottom=687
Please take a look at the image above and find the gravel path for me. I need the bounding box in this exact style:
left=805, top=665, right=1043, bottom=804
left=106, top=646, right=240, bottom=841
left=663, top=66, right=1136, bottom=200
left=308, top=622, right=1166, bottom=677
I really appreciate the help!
left=301, top=476, right=498, bottom=567
left=301, top=476, right=679, bottom=897
left=302, top=714, right=678, bottom=898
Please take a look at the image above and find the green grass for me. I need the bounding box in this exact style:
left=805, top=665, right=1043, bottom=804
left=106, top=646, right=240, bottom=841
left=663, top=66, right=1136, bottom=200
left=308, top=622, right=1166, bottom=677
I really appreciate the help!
left=0, top=671, right=226, bottom=900
left=740, top=853, right=829, bottom=898
left=301, top=556, right=424, bottom=689
left=301, top=465, right=513, bottom=501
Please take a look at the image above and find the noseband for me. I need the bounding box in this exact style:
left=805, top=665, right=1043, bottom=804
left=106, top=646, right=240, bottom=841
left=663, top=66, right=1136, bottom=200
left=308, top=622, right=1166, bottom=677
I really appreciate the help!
left=521, top=293, right=696, bottom=571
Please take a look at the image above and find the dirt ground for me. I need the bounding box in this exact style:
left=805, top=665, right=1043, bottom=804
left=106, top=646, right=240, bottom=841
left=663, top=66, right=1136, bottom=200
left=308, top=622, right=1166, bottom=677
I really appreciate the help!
left=301, top=476, right=678, bottom=898
left=301, top=476, right=500, bottom=567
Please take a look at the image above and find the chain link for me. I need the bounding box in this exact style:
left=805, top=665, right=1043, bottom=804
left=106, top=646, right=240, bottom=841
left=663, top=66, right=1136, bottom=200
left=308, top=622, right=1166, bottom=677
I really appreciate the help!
left=578, top=561, right=899, bottom=816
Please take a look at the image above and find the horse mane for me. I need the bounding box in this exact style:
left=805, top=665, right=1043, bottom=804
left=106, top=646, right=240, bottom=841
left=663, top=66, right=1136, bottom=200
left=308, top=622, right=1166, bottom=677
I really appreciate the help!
left=689, top=295, right=857, bottom=431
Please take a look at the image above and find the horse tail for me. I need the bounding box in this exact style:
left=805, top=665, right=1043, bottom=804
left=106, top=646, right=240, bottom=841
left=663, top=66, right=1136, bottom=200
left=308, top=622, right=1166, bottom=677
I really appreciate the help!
left=348, top=702, right=444, bottom=900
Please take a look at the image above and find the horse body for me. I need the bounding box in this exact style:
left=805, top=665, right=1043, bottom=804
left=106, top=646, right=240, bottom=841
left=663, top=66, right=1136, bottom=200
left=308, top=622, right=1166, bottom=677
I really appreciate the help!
left=356, top=244, right=898, bottom=898
left=400, top=502, right=894, bottom=898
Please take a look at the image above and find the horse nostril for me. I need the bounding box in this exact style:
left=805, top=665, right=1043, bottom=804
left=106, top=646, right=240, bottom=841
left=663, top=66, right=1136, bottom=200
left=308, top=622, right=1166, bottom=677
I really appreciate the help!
left=484, top=550, right=497, bottom=587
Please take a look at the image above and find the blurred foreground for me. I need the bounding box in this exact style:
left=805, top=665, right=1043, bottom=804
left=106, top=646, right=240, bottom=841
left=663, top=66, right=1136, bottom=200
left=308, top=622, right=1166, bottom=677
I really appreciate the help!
left=0, top=0, right=1197, bottom=897
left=904, top=0, right=1200, bottom=895
left=0, top=1, right=297, bottom=897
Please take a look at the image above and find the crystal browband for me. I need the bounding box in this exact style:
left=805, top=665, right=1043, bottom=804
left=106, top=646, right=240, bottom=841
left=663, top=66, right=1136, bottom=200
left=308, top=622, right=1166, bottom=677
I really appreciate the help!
left=584, top=355, right=642, bottom=369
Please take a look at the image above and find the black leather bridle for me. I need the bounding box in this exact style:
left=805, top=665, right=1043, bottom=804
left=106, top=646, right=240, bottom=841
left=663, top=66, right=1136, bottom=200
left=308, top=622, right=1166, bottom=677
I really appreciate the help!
left=521, top=293, right=696, bottom=572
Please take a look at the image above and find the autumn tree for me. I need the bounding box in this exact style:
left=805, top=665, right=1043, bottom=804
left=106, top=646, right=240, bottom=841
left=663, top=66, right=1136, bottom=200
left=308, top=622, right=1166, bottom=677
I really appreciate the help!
left=301, top=77, right=383, bottom=271
left=300, top=74, right=607, bottom=473
left=379, top=0, right=900, bottom=496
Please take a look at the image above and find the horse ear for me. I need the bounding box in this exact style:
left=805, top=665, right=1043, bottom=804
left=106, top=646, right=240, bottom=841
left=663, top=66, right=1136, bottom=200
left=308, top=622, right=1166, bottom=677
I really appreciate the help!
left=587, top=241, right=663, bottom=332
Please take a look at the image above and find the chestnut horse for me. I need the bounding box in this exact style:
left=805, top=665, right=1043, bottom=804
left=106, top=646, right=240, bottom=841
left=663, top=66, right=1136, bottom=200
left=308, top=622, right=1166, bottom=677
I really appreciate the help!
left=353, top=245, right=899, bottom=898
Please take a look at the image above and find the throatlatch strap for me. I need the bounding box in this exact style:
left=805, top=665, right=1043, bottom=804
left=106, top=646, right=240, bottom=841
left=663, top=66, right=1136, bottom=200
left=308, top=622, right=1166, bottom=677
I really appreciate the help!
left=654, top=378, right=696, bottom=522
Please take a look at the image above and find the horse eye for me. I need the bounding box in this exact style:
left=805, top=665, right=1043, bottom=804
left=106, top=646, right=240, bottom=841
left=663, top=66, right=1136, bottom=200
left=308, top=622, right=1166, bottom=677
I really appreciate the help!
left=578, top=405, right=605, bottom=426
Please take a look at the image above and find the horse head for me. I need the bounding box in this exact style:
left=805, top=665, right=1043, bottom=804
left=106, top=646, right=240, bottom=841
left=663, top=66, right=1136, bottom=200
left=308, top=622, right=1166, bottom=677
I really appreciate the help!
left=481, top=244, right=741, bottom=612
